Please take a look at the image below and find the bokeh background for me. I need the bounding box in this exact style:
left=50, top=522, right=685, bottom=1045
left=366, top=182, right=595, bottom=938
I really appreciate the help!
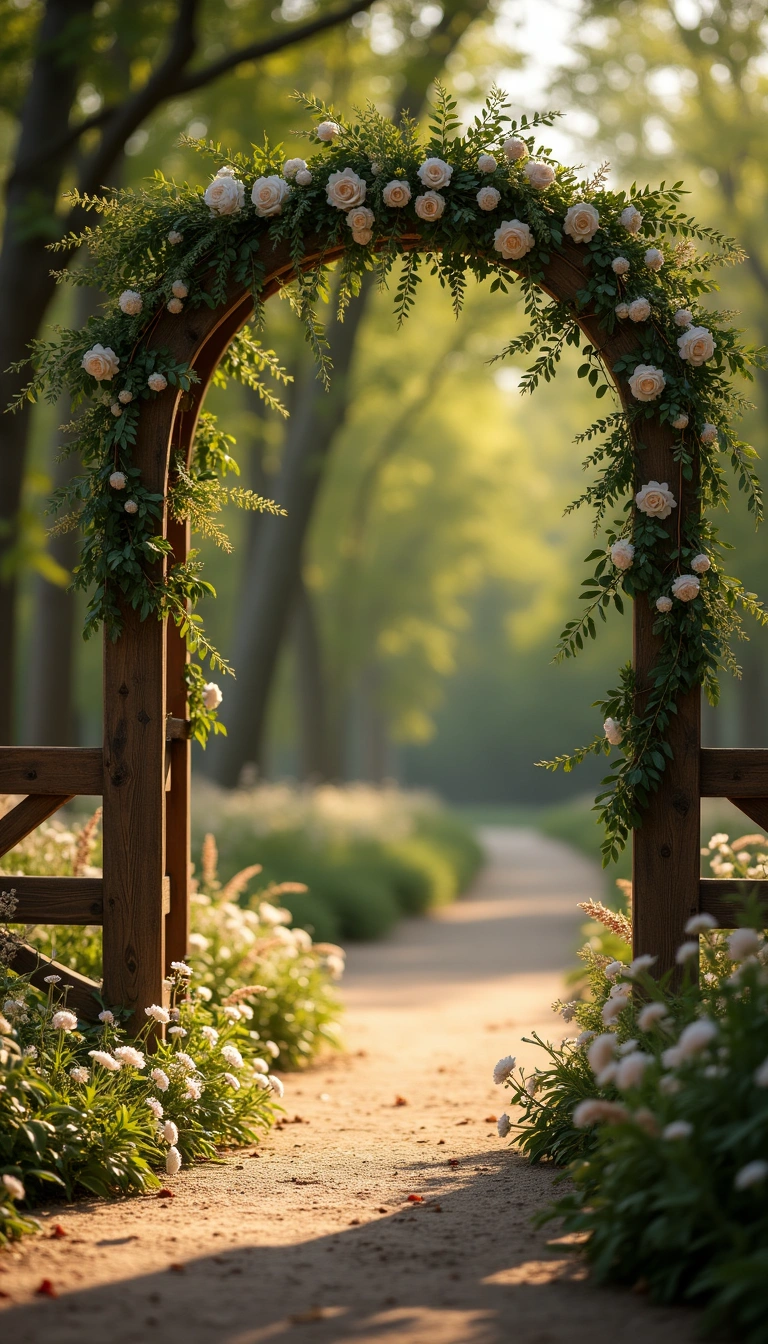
left=2, top=0, right=767, bottom=825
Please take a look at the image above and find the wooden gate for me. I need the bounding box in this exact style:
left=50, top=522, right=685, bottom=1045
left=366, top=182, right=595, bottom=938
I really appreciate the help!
left=2, top=234, right=767, bottom=1020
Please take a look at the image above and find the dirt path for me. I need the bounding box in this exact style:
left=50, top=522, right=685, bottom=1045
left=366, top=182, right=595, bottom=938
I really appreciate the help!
left=2, top=828, right=695, bottom=1344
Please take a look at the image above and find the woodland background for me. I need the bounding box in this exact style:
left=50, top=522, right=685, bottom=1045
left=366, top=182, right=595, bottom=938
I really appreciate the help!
left=1, top=0, right=767, bottom=807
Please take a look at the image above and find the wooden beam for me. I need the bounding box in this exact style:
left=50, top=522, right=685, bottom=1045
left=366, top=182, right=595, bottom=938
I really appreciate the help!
left=0, top=793, right=72, bottom=857
left=700, top=878, right=768, bottom=926
left=700, top=749, right=768, bottom=797
left=6, top=941, right=102, bottom=1020
left=165, top=716, right=191, bottom=740
left=728, top=798, right=768, bottom=833
left=9, top=876, right=103, bottom=924
left=0, top=748, right=102, bottom=795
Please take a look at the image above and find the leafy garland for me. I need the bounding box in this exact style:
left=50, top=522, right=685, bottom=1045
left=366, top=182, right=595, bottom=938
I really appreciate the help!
left=11, top=87, right=766, bottom=852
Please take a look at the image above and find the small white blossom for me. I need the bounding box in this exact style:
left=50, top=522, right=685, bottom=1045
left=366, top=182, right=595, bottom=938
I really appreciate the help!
left=615, top=1052, right=651, bottom=1091
left=602, top=994, right=629, bottom=1025
left=43, top=974, right=61, bottom=984
left=493, top=1055, right=516, bottom=1085
left=114, top=1045, right=146, bottom=1069
left=119, top=290, right=142, bottom=316
left=587, top=1033, right=617, bottom=1075
left=176, top=1052, right=197, bottom=1071
left=674, top=308, right=693, bottom=326
left=524, top=161, right=555, bottom=189
left=730, top=927, right=762, bottom=960
left=171, top=960, right=193, bottom=976
left=659, top=1073, right=681, bottom=1095
left=251, top=175, right=291, bottom=218
left=166, top=1146, right=182, bottom=1175
left=610, top=538, right=635, bottom=571
left=656, top=595, right=673, bottom=613
left=185, top=1078, right=203, bottom=1100
left=109, top=471, right=127, bottom=490
left=611, top=256, right=630, bottom=274
left=316, top=120, right=340, bottom=142
left=283, top=158, right=307, bottom=179
left=145, top=1004, right=170, bottom=1024
left=148, top=372, right=167, bottom=392
left=603, top=717, right=623, bottom=747
left=98, top=1010, right=115, bottom=1024
left=295, top=168, right=313, bottom=186
left=497, top=1113, right=511, bottom=1137
left=221, top=1044, right=244, bottom=1070
left=477, top=153, right=497, bottom=173
left=124, top=499, right=138, bottom=514
left=560, top=1001, right=578, bottom=1022
left=168, top=230, right=183, bottom=244
left=69, top=1066, right=90, bottom=1083
left=662, top=1120, right=693, bottom=1140
left=326, top=167, right=366, bottom=210
left=167, top=298, right=183, bottom=314
left=82, top=344, right=119, bottom=382
left=626, top=954, right=656, bottom=978
left=676, top=940, right=699, bottom=964
left=701, top=423, right=718, bottom=444
left=2, top=1174, right=25, bottom=1201
left=644, top=247, right=664, bottom=270
left=88, top=1049, right=121, bottom=1071
left=477, top=186, right=501, bottom=211
left=685, top=912, right=718, bottom=935
left=200, top=1026, right=219, bottom=1044
left=268, top=1074, right=284, bottom=1098
left=604, top=960, right=625, bottom=980
left=252, top=1058, right=269, bottom=1074
left=620, top=204, right=642, bottom=233
left=204, top=168, right=245, bottom=216
left=502, top=136, right=528, bottom=161
left=168, top=1026, right=187, bottom=1037
left=118, top=390, right=133, bottom=404
left=563, top=201, right=600, bottom=243
left=224, top=1072, right=240, bottom=1090
left=51, top=1010, right=78, bottom=1032
left=615, top=302, right=629, bottom=319
left=638, top=1001, right=668, bottom=1031
left=672, top=413, right=689, bottom=430
left=629, top=365, right=666, bottom=402
left=735, top=1160, right=768, bottom=1191
left=573, top=1099, right=628, bottom=1127
left=677, top=325, right=716, bottom=366
left=151, top=1068, right=170, bottom=1091
left=265, top=1040, right=280, bottom=1058
left=163, top=1120, right=179, bottom=1145
left=677, top=1019, right=717, bottom=1058
left=628, top=296, right=651, bottom=322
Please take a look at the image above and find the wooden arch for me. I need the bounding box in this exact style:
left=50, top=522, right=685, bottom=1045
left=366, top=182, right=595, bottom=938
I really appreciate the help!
left=4, top=231, right=766, bottom=1019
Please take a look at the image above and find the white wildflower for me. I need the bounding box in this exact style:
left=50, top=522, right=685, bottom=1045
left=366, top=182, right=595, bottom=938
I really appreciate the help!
left=602, top=994, right=629, bottom=1025
left=171, top=961, right=192, bottom=976
left=224, top=1072, right=240, bottom=1090
left=730, top=927, right=762, bottom=961
left=43, top=974, right=61, bottom=984
left=560, top=1001, right=578, bottom=1022
left=114, top=1045, right=145, bottom=1069
left=587, top=1033, right=617, bottom=1075
left=98, top=1009, right=115, bottom=1024
left=51, top=1010, right=78, bottom=1032
left=166, top=1146, right=182, bottom=1175
left=735, top=1160, right=768, bottom=1191
left=88, top=1050, right=121, bottom=1071
left=615, top=1052, right=651, bottom=1091
left=69, top=1066, right=90, bottom=1083
left=637, top=1001, right=668, bottom=1031
left=604, top=961, right=625, bottom=980
left=497, top=1114, right=512, bottom=1137
left=185, top=1078, right=202, bottom=1100
left=573, top=1099, right=628, bottom=1127
left=200, top=1026, right=219, bottom=1045
left=626, top=954, right=656, bottom=978
left=151, top=1068, right=170, bottom=1091
left=644, top=247, right=664, bottom=270
left=493, top=1054, right=516, bottom=1085
left=168, top=1026, right=187, bottom=1037
left=268, top=1074, right=284, bottom=1098
left=662, top=1120, right=693, bottom=1140
left=2, top=1174, right=25, bottom=1201
left=677, top=1019, right=717, bottom=1058
left=163, top=1120, right=179, bottom=1145
left=604, top=718, right=623, bottom=747
left=221, top=1044, right=244, bottom=1070
left=676, top=940, right=700, bottom=964
left=316, top=120, right=340, bottom=142
left=145, top=1004, right=170, bottom=1024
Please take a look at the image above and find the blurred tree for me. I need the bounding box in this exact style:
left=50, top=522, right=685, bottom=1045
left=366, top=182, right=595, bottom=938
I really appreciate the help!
left=0, top=0, right=375, bottom=742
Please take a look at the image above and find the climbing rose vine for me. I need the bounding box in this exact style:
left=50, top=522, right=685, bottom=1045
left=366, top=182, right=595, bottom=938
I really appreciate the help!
left=10, top=86, right=767, bottom=855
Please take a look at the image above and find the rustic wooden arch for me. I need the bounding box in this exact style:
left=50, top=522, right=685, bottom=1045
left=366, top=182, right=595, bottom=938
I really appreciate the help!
left=4, top=231, right=767, bottom=1019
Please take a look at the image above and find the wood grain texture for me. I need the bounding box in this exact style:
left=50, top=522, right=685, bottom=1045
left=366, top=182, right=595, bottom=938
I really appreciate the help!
left=164, top=516, right=191, bottom=970
left=0, top=793, right=72, bottom=857
left=700, top=749, right=768, bottom=796
left=6, top=941, right=102, bottom=1019
left=166, top=716, right=191, bottom=740
left=0, top=748, right=102, bottom=794
left=9, top=875, right=103, bottom=923
left=728, top=798, right=768, bottom=833
left=700, top=879, right=768, bottom=926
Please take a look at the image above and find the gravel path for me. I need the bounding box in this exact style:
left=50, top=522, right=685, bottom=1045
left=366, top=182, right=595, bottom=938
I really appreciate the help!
left=1, top=827, right=696, bottom=1343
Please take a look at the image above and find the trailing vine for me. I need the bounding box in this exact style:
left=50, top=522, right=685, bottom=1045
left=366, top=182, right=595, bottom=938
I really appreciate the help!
left=9, top=86, right=766, bottom=843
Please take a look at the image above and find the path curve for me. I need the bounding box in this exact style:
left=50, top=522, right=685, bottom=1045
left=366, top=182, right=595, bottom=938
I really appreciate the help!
left=2, top=828, right=695, bottom=1343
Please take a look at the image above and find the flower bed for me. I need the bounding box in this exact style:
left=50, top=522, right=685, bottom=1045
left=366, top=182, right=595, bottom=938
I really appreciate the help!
left=491, top=843, right=768, bottom=1337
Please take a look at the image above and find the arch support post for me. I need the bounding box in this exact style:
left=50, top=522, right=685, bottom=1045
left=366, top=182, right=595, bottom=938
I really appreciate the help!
left=631, top=423, right=701, bottom=975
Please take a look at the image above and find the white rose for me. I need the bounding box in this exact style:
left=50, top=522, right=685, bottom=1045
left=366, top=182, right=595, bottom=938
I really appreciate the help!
left=672, top=413, right=689, bottom=429
left=672, top=574, right=700, bottom=602
left=503, top=136, right=528, bottom=161
left=118, top=390, right=133, bottom=404
left=691, top=553, right=711, bottom=574
left=493, top=218, right=534, bottom=261
left=610, top=539, right=635, bottom=570
left=283, top=158, right=307, bottom=179
left=620, top=204, right=643, bottom=233
left=109, top=471, right=127, bottom=490
left=382, top=179, right=411, bottom=208
left=635, top=479, right=676, bottom=519
left=525, top=161, right=555, bottom=189
left=477, top=186, right=501, bottom=211
left=677, top=325, right=716, bottom=366
left=656, top=595, right=673, bottom=613
left=628, top=297, right=651, bottom=322
left=644, top=247, right=664, bottom=270
left=346, top=206, right=374, bottom=233
left=701, top=423, right=718, bottom=444
left=82, top=344, right=119, bottom=382
left=604, top=717, right=624, bottom=746
left=204, top=169, right=245, bottom=216
left=124, top=499, right=138, bottom=514
left=628, top=364, right=666, bottom=402
left=326, top=167, right=366, bottom=211
left=611, top=256, right=630, bottom=275
left=674, top=308, right=693, bottom=327
left=167, top=298, right=183, bottom=314
left=251, top=175, right=291, bottom=218
left=477, top=154, right=497, bottom=173
left=203, top=682, right=222, bottom=710
left=119, top=290, right=142, bottom=315
left=563, top=201, right=600, bottom=243
left=171, top=280, right=188, bottom=298
left=148, top=372, right=167, bottom=392
left=316, top=120, right=340, bottom=142
left=414, top=190, right=445, bottom=222
left=615, top=303, right=629, bottom=319
left=417, top=157, right=452, bottom=189
left=351, top=229, right=373, bottom=245
left=295, top=168, right=313, bottom=187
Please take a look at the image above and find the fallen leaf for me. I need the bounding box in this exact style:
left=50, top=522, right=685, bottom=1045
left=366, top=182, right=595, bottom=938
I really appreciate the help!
left=406, top=1194, right=423, bottom=1204
left=50, top=1224, right=67, bottom=1239
left=156, top=1189, right=175, bottom=1199
left=394, top=1096, right=408, bottom=1107
left=455, top=1119, right=470, bottom=1126
left=36, top=1280, right=58, bottom=1298
left=349, top=1218, right=360, bottom=1225
left=168, top=1263, right=186, bottom=1273
left=448, top=1159, right=459, bottom=1168
left=377, top=1207, right=387, bottom=1214
left=484, top=1116, right=497, bottom=1124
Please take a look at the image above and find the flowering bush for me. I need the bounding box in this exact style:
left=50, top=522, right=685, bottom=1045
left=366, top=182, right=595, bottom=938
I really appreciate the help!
left=13, top=85, right=766, bottom=845
left=492, top=896, right=768, bottom=1337
left=0, top=801, right=344, bottom=1069
left=0, top=962, right=280, bottom=1247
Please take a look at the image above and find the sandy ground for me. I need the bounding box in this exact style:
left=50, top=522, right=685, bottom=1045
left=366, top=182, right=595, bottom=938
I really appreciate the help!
left=0, top=827, right=696, bottom=1344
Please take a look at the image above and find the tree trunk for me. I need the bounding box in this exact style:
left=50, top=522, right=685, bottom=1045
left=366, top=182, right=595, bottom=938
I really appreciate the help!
left=293, top=575, right=333, bottom=781
left=0, top=0, right=95, bottom=743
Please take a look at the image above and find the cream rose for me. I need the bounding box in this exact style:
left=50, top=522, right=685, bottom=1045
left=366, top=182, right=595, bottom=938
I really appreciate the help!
left=615, top=303, right=629, bottom=319
left=604, top=718, right=624, bottom=746
left=503, top=136, right=528, bottom=161
left=672, top=574, right=700, bottom=602
left=644, top=247, right=664, bottom=270
left=477, top=186, right=501, bottom=211
left=628, top=297, right=650, bottom=322
left=701, top=423, right=718, bottom=444
left=203, top=682, right=222, bottom=710
left=493, top=218, right=534, bottom=260
left=326, top=167, right=367, bottom=211
left=611, top=256, right=630, bottom=275
left=563, top=201, right=600, bottom=243
left=691, top=553, right=711, bottom=574
left=295, top=169, right=313, bottom=186
left=167, top=298, right=183, bottom=314
left=674, top=308, right=693, bottom=327
left=414, top=191, right=445, bottom=222
left=204, top=168, right=245, bottom=216
left=251, top=175, right=291, bottom=218
left=119, top=290, right=142, bottom=316
left=417, top=157, right=452, bottom=189
left=525, top=161, right=555, bottom=189
left=672, top=413, right=689, bottom=429
left=620, top=204, right=643, bottom=233
left=352, top=229, right=373, bottom=245
left=346, top=206, right=374, bottom=233
left=148, top=372, right=167, bottom=392
left=477, top=154, right=497, bottom=173
left=382, top=179, right=411, bottom=208
left=628, top=364, right=666, bottom=402
left=635, top=480, right=676, bottom=519
left=283, top=158, right=307, bottom=179
left=171, top=280, right=188, bottom=298
left=677, top=325, right=716, bottom=366
left=316, top=120, right=340, bottom=142
left=610, top=539, right=635, bottom=571
left=656, top=595, right=673, bottom=613
left=82, top=344, right=119, bottom=381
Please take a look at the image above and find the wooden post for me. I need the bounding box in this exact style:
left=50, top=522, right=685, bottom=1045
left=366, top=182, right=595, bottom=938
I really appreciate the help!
left=631, top=421, right=701, bottom=974
left=165, top=515, right=191, bottom=972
